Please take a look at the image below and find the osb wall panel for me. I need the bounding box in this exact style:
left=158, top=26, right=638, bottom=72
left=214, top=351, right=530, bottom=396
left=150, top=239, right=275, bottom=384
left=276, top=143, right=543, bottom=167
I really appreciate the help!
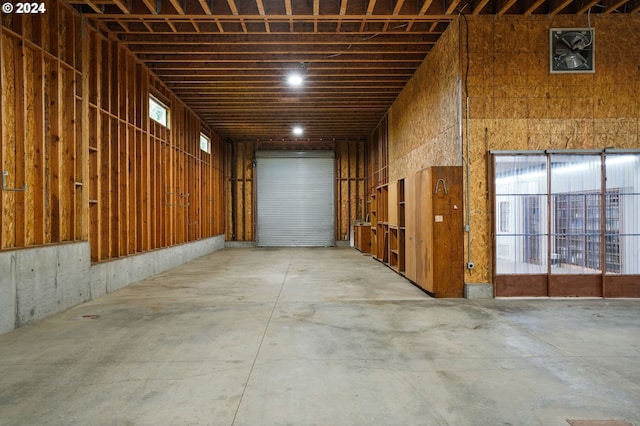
left=1, top=1, right=225, bottom=261
left=462, top=14, right=640, bottom=284
left=388, top=21, right=462, bottom=181
left=226, top=140, right=365, bottom=243
left=366, top=116, right=389, bottom=194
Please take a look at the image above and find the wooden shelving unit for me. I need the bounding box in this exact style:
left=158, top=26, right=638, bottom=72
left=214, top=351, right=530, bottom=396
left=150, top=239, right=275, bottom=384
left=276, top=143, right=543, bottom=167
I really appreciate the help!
left=370, top=192, right=378, bottom=258
left=354, top=223, right=372, bottom=254
left=375, top=171, right=463, bottom=297
left=387, top=179, right=405, bottom=273
left=397, top=178, right=406, bottom=274
left=375, top=184, right=388, bottom=262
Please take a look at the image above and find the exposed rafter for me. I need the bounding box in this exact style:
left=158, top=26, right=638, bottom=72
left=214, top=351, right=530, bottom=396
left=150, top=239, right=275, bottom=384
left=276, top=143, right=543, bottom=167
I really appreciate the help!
left=472, top=0, right=492, bottom=16
left=525, top=0, right=547, bottom=15
left=604, top=0, right=632, bottom=13
left=198, top=0, right=212, bottom=15
left=112, top=0, right=130, bottom=13
left=576, top=0, right=602, bottom=15
left=65, top=0, right=638, bottom=142
left=497, top=0, right=520, bottom=16
left=549, top=0, right=575, bottom=16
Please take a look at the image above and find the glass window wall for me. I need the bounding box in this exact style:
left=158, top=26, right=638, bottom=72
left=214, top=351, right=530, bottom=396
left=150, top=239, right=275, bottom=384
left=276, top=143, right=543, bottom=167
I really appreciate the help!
left=494, top=152, right=640, bottom=276
left=495, top=156, right=548, bottom=274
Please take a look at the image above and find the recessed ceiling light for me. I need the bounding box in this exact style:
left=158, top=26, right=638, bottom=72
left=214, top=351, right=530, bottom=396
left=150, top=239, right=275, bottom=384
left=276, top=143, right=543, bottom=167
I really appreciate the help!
left=292, top=126, right=304, bottom=136
left=287, top=73, right=304, bottom=87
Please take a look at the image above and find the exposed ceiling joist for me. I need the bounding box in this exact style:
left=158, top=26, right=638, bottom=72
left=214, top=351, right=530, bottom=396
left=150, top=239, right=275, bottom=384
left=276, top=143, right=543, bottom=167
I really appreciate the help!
left=66, top=0, right=638, bottom=142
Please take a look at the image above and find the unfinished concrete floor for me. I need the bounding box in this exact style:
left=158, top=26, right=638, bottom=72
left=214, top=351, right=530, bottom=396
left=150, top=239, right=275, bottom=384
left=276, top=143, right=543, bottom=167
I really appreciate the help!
left=0, top=247, right=639, bottom=426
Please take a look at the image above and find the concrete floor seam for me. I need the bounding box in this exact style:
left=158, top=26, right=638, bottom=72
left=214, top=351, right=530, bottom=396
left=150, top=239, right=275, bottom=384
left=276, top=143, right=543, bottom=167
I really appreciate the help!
left=230, top=247, right=295, bottom=426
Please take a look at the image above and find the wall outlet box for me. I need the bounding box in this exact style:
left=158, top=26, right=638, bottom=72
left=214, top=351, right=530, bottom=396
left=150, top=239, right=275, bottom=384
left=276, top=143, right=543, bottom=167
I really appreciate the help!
left=435, top=215, right=444, bottom=222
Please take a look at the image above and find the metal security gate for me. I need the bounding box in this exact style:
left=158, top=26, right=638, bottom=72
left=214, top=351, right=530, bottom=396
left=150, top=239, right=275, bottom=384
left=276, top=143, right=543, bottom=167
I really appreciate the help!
left=256, top=151, right=335, bottom=247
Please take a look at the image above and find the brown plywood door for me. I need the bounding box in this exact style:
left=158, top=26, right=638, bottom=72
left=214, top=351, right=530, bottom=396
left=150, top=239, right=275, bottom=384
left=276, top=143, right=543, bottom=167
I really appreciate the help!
left=431, top=167, right=464, bottom=298
left=416, top=168, right=434, bottom=293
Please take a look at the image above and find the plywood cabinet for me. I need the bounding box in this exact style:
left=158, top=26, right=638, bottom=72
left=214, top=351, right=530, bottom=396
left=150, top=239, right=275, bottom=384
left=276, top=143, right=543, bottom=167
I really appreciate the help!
left=375, top=185, right=389, bottom=261
left=388, top=179, right=405, bottom=273
left=415, top=167, right=464, bottom=297
left=398, top=167, right=464, bottom=297
left=373, top=173, right=462, bottom=297
left=369, top=192, right=378, bottom=257
left=354, top=223, right=371, bottom=253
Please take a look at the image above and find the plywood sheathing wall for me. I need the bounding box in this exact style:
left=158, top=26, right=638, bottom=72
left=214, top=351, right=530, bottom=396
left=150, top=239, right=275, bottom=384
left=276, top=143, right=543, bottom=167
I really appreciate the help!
left=383, top=14, right=639, bottom=285
left=463, top=14, right=640, bottom=283
left=1, top=0, right=225, bottom=261
left=225, top=140, right=365, bottom=242
left=388, top=21, right=462, bottom=182
left=366, top=115, right=389, bottom=197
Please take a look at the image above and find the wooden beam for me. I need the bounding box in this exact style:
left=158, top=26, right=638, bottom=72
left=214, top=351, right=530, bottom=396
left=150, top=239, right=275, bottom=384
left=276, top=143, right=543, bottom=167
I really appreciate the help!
left=15, top=37, right=26, bottom=247
left=220, top=0, right=249, bottom=33
left=215, top=18, right=225, bottom=33
left=285, top=0, right=293, bottom=31
left=199, top=0, right=213, bottom=15
left=392, top=0, right=405, bottom=15
left=418, top=0, right=433, bottom=15
left=140, top=19, right=154, bottom=32
left=446, top=0, right=462, bottom=14
left=79, top=18, right=90, bottom=241
left=84, top=0, right=105, bottom=13
left=549, top=0, right=575, bottom=16
left=255, top=0, right=271, bottom=32
left=525, top=0, right=547, bottom=15
left=576, top=0, right=601, bottom=15
left=165, top=19, right=178, bottom=32
left=112, top=0, right=130, bottom=13
left=73, top=13, right=456, bottom=21
left=117, top=19, right=130, bottom=32
left=226, top=0, right=239, bottom=14
left=406, top=0, right=435, bottom=31
left=168, top=0, right=185, bottom=14
left=604, top=0, right=631, bottom=13
left=340, top=0, right=349, bottom=15
left=472, top=0, right=492, bottom=15
left=141, top=0, right=157, bottom=13
left=138, top=52, right=425, bottom=62
left=118, top=33, right=440, bottom=44
left=497, top=0, right=519, bottom=16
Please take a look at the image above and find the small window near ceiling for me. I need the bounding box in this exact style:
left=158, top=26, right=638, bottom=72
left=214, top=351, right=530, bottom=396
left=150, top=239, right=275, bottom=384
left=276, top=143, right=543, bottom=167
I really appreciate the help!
left=200, top=133, right=211, bottom=153
left=149, top=96, right=169, bottom=127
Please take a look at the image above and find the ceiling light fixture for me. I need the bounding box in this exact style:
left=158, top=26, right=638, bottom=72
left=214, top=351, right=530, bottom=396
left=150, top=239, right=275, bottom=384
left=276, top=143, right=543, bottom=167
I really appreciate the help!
left=292, top=126, right=304, bottom=136
left=287, top=72, right=304, bottom=88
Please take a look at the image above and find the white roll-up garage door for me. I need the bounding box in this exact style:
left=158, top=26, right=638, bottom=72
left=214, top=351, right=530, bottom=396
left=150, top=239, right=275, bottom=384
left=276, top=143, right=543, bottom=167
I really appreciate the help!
left=256, top=150, right=335, bottom=247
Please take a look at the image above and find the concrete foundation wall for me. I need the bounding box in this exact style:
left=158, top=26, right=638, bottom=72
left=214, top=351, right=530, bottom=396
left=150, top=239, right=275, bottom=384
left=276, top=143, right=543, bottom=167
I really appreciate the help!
left=0, top=235, right=224, bottom=335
